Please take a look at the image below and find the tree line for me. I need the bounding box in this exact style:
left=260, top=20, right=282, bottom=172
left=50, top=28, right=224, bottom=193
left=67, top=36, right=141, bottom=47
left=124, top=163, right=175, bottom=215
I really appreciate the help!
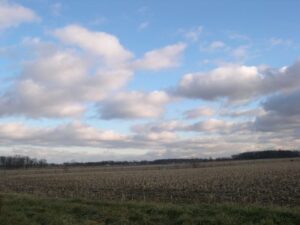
left=63, top=150, right=300, bottom=167
left=232, top=150, right=300, bottom=160
left=0, top=150, right=299, bottom=169
left=0, top=155, right=47, bottom=169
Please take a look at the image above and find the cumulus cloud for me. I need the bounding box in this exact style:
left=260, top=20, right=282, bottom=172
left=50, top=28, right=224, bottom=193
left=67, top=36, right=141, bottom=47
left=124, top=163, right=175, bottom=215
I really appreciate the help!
left=0, top=24, right=189, bottom=119
left=0, top=46, right=133, bottom=118
left=174, top=65, right=260, bottom=101
left=183, top=107, right=215, bottom=119
left=0, top=50, right=86, bottom=118
left=98, top=91, right=170, bottom=119
left=0, top=122, right=125, bottom=147
left=0, top=2, right=39, bottom=29
left=53, top=26, right=187, bottom=71
left=133, top=43, right=186, bottom=70
left=53, top=25, right=133, bottom=65
left=174, top=61, right=300, bottom=102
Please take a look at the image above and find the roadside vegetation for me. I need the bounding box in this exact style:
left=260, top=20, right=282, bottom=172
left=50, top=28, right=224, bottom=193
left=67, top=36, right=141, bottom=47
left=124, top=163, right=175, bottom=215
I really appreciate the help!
left=0, top=194, right=299, bottom=225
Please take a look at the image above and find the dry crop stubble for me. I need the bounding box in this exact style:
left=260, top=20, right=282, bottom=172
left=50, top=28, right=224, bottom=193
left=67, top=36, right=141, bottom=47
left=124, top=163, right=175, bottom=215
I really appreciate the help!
left=0, top=158, right=299, bottom=205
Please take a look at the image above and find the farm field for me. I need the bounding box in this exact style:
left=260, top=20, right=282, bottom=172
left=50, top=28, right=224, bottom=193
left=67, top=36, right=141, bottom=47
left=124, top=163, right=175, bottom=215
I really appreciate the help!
left=0, top=158, right=299, bottom=206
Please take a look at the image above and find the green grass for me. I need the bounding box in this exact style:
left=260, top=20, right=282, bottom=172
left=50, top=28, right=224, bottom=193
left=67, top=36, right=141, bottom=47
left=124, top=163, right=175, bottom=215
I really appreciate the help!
left=0, top=193, right=299, bottom=225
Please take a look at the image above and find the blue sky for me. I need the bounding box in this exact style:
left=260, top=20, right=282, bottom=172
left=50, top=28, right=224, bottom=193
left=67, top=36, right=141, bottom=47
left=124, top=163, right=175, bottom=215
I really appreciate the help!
left=0, top=0, right=300, bottom=162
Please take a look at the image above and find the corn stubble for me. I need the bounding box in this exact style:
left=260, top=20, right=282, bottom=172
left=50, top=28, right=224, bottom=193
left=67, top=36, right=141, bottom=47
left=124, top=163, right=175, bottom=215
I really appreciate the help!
left=0, top=159, right=299, bottom=206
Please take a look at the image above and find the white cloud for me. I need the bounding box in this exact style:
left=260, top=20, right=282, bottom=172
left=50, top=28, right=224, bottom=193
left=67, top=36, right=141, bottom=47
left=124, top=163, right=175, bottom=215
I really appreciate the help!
left=0, top=122, right=38, bottom=140
left=0, top=46, right=133, bottom=118
left=0, top=121, right=125, bottom=147
left=0, top=50, right=86, bottom=118
left=175, top=65, right=260, bottom=101
left=53, top=25, right=133, bottom=65
left=183, top=107, right=215, bottom=119
left=0, top=2, right=39, bottom=29
left=134, top=131, right=178, bottom=142
left=0, top=25, right=189, bottom=119
left=98, top=91, right=171, bottom=119
left=188, top=119, right=251, bottom=134
left=133, top=43, right=186, bottom=70
left=174, top=61, right=300, bottom=102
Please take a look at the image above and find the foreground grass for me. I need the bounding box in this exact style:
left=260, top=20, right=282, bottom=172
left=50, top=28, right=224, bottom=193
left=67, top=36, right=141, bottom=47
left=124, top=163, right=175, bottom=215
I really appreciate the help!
left=0, top=194, right=299, bottom=225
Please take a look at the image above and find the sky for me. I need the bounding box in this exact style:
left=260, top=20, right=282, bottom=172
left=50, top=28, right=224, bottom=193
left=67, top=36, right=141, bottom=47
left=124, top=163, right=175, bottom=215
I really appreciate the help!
left=0, top=0, right=300, bottom=163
